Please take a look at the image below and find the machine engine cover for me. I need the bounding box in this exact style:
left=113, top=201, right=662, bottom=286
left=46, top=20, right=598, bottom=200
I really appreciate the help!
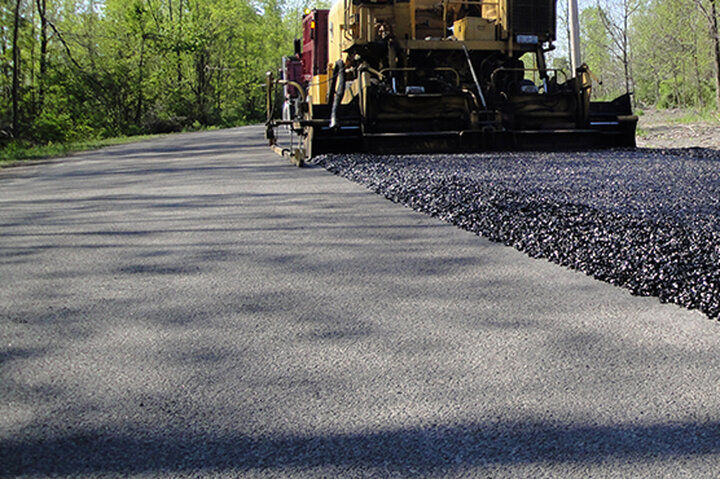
left=510, top=0, right=556, bottom=39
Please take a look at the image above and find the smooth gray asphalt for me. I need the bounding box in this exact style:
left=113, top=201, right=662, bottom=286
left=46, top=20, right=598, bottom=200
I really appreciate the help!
left=2, top=126, right=720, bottom=478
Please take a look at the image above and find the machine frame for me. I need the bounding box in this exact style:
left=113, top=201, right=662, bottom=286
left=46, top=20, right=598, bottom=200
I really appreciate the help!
left=266, top=0, right=637, bottom=165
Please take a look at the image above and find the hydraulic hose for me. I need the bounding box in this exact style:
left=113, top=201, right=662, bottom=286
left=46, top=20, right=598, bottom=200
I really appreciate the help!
left=463, top=45, right=487, bottom=109
left=329, top=59, right=345, bottom=129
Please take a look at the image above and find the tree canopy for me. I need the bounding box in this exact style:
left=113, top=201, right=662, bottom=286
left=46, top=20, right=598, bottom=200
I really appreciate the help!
left=0, top=0, right=328, bottom=144
left=557, top=0, right=720, bottom=108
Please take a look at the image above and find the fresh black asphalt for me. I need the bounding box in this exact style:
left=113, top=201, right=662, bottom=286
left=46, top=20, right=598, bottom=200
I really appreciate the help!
left=315, top=149, right=720, bottom=319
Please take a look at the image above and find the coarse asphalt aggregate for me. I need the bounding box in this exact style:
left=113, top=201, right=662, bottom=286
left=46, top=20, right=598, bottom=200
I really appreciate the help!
left=2, top=125, right=720, bottom=478
left=314, top=148, right=720, bottom=319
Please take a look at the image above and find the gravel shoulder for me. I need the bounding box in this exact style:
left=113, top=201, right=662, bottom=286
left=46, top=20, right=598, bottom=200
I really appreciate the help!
left=2, top=126, right=720, bottom=478
left=637, top=108, right=720, bottom=149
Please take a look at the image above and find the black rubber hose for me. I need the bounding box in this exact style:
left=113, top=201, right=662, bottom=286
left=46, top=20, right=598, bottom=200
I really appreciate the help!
left=329, top=59, right=345, bottom=129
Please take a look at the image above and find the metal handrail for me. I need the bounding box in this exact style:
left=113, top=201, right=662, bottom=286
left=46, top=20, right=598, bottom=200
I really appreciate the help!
left=433, top=67, right=462, bottom=87
left=276, top=79, right=307, bottom=102
left=461, top=88, right=481, bottom=109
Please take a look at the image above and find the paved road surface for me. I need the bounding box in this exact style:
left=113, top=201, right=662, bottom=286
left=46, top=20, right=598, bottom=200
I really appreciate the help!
left=2, top=126, right=720, bottom=478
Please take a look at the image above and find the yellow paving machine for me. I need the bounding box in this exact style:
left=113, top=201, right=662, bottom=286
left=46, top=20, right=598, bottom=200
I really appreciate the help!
left=266, top=0, right=637, bottom=165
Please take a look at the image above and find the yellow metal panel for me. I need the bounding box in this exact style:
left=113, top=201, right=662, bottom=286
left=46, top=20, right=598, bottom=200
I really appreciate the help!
left=454, top=17, right=495, bottom=41
left=410, top=0, right=416, bottom=39
left=328, top=1, right=345, bottom=64
left=309, top=74, right=329, bottom=105
left=482, top=3, right=499, bottom=20
left=500, top=0, right=509, bottom=36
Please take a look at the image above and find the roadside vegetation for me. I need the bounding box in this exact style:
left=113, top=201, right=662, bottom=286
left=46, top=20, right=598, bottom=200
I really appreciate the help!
left=0, top=0, right=329, bottom=163
left=0, top=0, right=718, bottom=163
left=0, top=134, right=161, bottom=167
left=554, top=0, right=720, bottom=113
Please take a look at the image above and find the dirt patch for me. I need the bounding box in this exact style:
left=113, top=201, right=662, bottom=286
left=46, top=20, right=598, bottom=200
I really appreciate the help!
left=637, top=108, right=720, bottom=149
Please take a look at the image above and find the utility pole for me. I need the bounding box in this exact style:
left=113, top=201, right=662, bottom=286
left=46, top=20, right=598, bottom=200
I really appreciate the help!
left=568, top=0, right=582, bottom=77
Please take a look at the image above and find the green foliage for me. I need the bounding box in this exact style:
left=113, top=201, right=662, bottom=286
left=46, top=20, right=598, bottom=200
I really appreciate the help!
left=30, top=110, right=72, bottom=143
left=558, top=0, right=718, bottom=111
left=1, top=0, right=298, bottom=147
left=580, top=6, right=623, bottom=99
left=1, top=0, right=717, bottom=151
left=632, top=0, right=717, bottom=109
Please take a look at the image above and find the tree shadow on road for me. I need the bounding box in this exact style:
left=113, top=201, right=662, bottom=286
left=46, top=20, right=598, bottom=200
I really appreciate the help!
left=3, top=127, right=720, bottom=477
left=2, top=419, right=719, bottom=477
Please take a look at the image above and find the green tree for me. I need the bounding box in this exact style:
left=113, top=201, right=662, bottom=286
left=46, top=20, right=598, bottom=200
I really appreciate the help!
left=581, top=5, right=622, bottom=99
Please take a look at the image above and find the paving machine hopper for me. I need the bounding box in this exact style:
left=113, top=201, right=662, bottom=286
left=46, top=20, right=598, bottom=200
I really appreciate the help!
left=266, top=0, right=637, bottom=165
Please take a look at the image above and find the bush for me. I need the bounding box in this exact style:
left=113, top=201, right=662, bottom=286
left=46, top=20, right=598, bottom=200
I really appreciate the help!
left=31, top=111, right=73, bottom=143
left=143, top=113, right=186, bottom=134
left=67, top=123, right=99, bottom=143
left=220, top=106, right=248, bottom=127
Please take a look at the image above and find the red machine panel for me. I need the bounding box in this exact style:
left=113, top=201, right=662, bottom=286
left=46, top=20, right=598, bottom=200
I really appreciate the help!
left=282, top=56, right=303, bottom=98
left=301, top=9, right=329, bottom=83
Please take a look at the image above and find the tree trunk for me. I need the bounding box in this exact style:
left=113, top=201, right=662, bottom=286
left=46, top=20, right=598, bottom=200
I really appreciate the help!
left=692, top=26, right=703, bottom=108
left=12, top=0, right=22, bottom=137
left=196, top=50, right=207, bottom=123
left=623, top=2, right=629, bottom=93
left=87, top=0, right=96, bottom=69
left=177, top=0, right=183, bottom=84
left=136, top=35, right=146, bottom=123
left=29, top=0, right=35, bottom=110
left=36, top=0, right=47, bottom=110
left=712, top=0, right=720, bottom=110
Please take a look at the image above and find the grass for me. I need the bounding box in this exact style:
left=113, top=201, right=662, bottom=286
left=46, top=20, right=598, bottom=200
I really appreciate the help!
left=672, top=109, right=720, bottom=125
left=636, top=127, right=649, bottom=138
left=0, top=134, right=162, bottom=168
